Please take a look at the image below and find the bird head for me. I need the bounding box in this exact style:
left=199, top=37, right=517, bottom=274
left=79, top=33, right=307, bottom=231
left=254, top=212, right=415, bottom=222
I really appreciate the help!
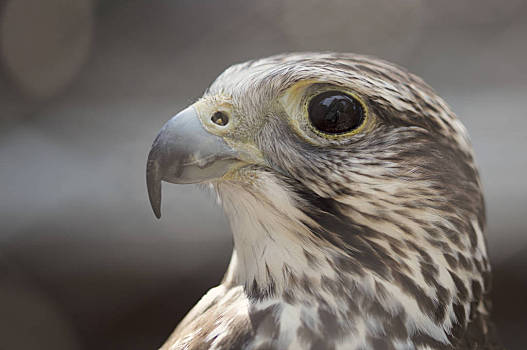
left=147, top=53, right=489, bottom=336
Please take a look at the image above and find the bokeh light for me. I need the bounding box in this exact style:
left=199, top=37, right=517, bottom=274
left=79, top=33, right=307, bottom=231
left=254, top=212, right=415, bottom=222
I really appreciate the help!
left=1, top=0, right=93, bottom=99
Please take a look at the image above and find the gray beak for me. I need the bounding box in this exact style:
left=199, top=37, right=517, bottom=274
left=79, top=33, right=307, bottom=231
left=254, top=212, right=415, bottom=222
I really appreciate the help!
left=146, top=106, right=240, bottom=218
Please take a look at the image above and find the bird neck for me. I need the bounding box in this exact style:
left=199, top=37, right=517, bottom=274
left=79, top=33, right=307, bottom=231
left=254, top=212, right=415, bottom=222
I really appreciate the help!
left=216, top=176, right=409, bottom=311
left=214, top=175, right=490, bottom=348
left=217, top=185, right=457, bottom=347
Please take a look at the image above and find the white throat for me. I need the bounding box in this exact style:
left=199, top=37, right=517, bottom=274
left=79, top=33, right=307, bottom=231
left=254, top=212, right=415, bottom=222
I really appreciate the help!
left=214, top=175, right=339, bottom=295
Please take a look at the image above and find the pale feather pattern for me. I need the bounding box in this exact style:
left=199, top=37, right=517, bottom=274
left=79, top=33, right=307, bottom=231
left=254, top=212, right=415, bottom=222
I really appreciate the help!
left=160, top=53, right=501, bottom=350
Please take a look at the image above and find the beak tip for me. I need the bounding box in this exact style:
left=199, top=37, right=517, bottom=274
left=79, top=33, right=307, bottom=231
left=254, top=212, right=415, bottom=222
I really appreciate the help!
left=146, top=157, right=163, bottom=219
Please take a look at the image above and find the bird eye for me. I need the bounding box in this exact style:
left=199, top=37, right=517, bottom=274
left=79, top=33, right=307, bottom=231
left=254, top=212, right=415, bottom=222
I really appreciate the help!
left=308, top=91, right=365, bottom=135
left=211, top=111, right=229, bottom=126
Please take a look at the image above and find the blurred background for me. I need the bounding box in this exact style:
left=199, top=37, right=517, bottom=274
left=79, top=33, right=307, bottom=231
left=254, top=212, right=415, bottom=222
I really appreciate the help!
left=0, top=0, right=526, bottom=349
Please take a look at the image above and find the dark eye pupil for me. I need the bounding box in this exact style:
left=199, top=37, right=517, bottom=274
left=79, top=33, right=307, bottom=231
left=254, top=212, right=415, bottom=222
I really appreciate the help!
left=211, top=111, right=229, bottom=126
left=308, top=91, right=364, bottom=134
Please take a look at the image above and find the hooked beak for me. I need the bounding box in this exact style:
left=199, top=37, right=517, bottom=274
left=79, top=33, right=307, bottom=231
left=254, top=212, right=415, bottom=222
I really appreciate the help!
left=146, top=106, right=243, bottom=218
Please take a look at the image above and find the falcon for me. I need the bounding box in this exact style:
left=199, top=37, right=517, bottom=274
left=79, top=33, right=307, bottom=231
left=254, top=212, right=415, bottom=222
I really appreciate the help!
left=146, top=53, right=502, bottom=349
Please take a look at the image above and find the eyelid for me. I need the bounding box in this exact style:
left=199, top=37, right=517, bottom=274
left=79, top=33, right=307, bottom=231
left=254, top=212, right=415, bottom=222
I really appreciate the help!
left=278, top=80, right=318, bottom=115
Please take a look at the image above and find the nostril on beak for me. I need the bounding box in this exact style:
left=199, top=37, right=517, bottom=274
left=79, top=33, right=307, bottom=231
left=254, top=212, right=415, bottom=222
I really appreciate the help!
left=211, top=111, right=229, bottom=126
